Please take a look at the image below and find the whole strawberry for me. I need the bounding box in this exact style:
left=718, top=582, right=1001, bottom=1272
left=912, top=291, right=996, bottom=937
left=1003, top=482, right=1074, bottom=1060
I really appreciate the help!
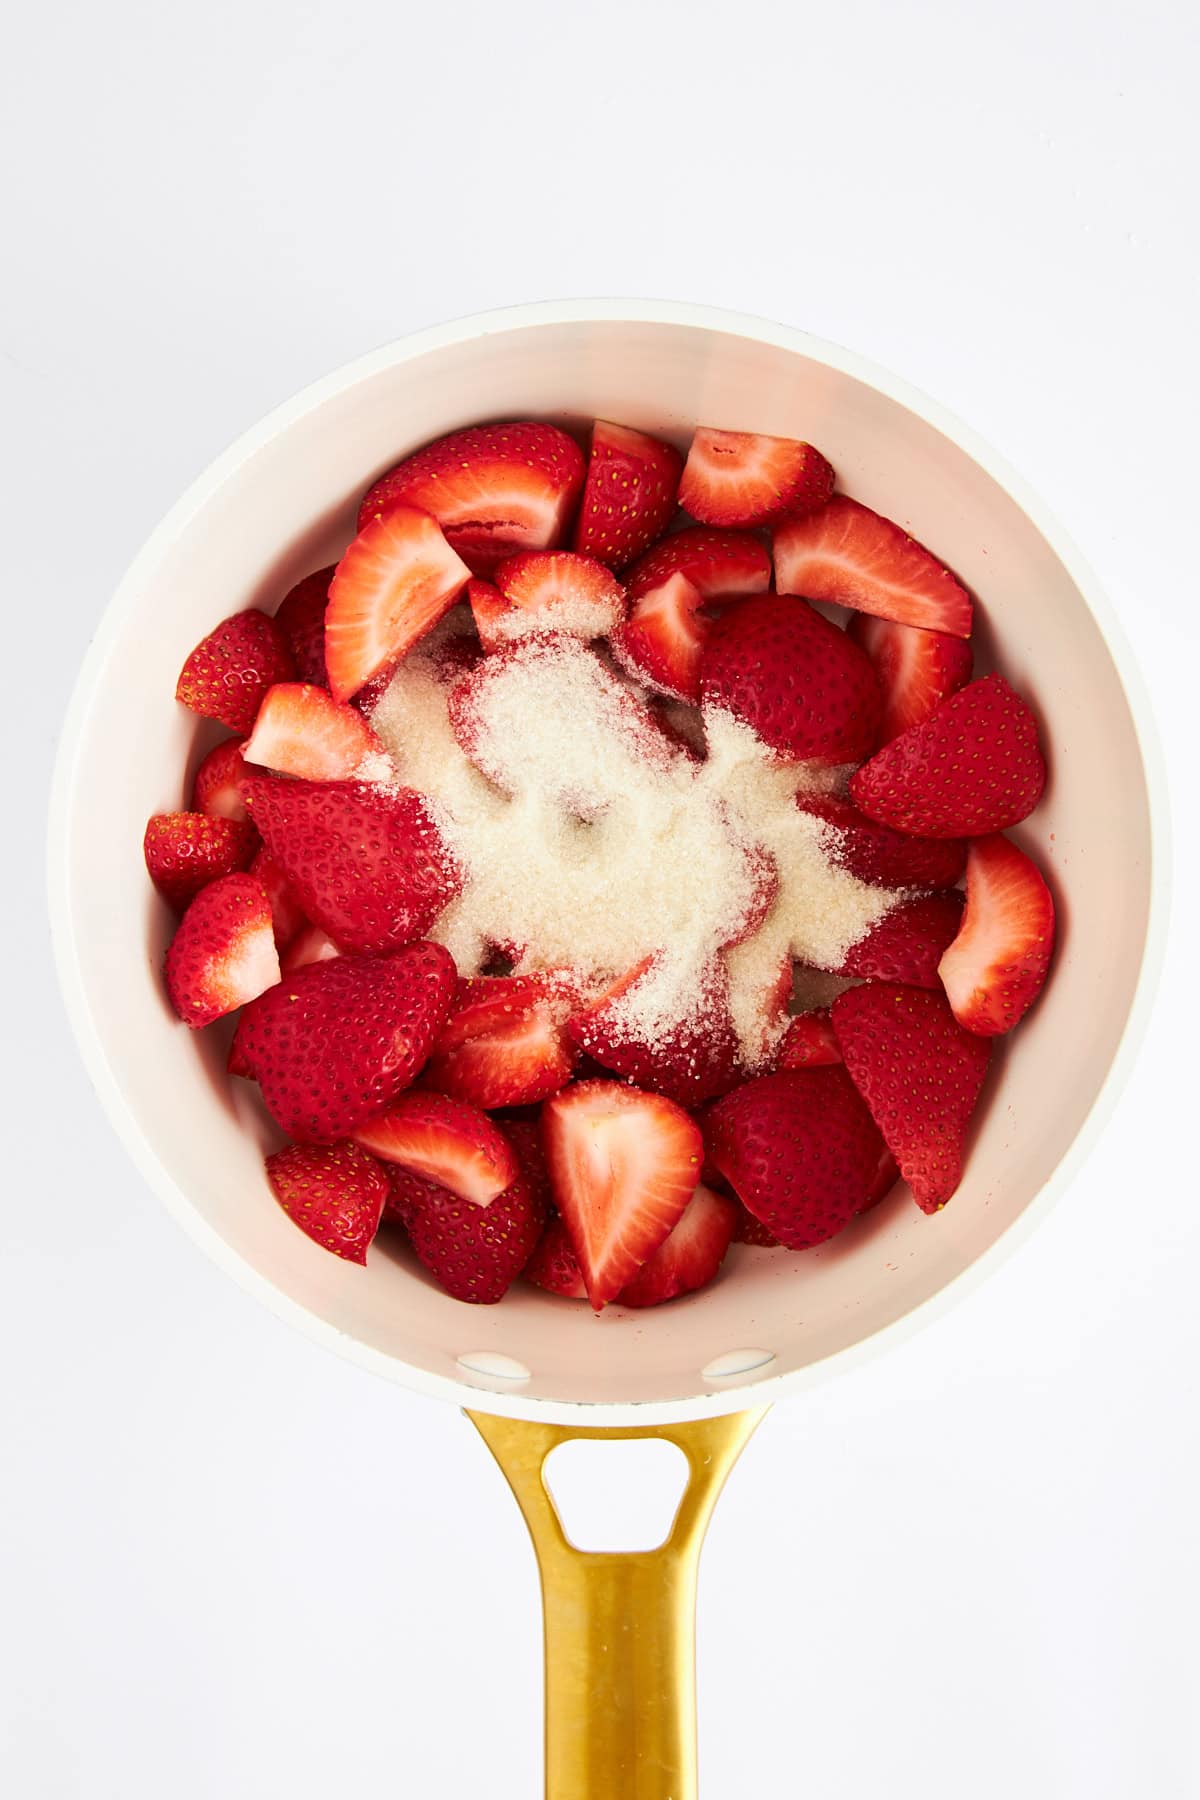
left=385, top=1164, right=546, bottom=1304
left=265, top=1140, right=390, bottom=1264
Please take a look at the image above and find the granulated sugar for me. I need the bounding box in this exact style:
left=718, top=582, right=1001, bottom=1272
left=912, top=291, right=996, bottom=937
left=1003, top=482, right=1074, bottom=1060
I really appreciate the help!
left=369, top=637, right=901, bottom=1068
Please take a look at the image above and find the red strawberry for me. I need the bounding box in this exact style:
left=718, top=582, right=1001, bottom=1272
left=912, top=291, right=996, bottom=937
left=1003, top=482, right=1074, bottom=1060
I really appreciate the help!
left=733, top=1205, right=782, bottom=1247
left=938, top=834, right=1056, bottom=1034
left=847, top=612, right=973, bottom=744
left=610, top=571, right=707, bottom=702
left=235, top=942, right=455, bottom=1143
left=175, top=610, right=296, bottom=732
left=265, top=1141, right=389, bottom=1265
left=144, top=812, right=259, bottom=909
left=705, top=1067, right=886, bottom=1250
left=796, top=794, right=966, bottom=890
left=850, top=675, right=1046, bottom=838
left=242, top=775, right=461, bottom=954
left=831, top=983, right=992, bottom=1211
left=838, top=892, right=965, bottom=987
left=862, top=1143, right=901, bottom=1212
left=624, top=525, right=772, bottom=603
left=572, top=421, right=683, bottom=569
left=776, top=1009, right=841, bottom=1069
left=618, top=1183, right=737, bottom=1307
left=502, top=1116, right=553, bottom=1209
left=423, top=973, right=580, bottom=1109
left=679, top=429, right=834, bottom=527
left=250, top=848, right=308, bottom=949
left=700, top=595, right=881, bottom=763
left=466, top=578, right=509, bottom=652
left=543, top=1081, right=703, bottom=1309
left=385, top=1163, right=545, bottom=1303
left=354, top=1091, right=517, bottom=1206
left=279, top=920, right=343, bottom=974
left=242, top=682, right=389, bottom=781
left=274, top=566, right=334, bottom=686
left=358, top=422, right=586, bottom=576
left=774, top=496, right=973, bottom=638
left=164, top=872, right=280, bottom=1027
left=482, top=551, right=627, bottom=646
left=325, top=508, right=471, bottom=703
left=524, top=1212, right=588, bottom=1299
left=191, top=738, right=249, bottom=821
left=566, top=957, right=740, bottom=1107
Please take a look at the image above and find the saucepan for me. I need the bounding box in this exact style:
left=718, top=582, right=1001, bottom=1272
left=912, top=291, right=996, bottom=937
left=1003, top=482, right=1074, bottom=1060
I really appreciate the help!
left=48, top=300, right=1165, bottom=1798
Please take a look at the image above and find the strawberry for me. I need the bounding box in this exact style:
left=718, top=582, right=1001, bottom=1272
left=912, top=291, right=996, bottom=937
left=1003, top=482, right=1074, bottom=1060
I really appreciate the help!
left=796, top=794, right=966, bottom=890
left=467, top=578, right=510, bottom=652
left=358, top=422, right=586, bottom=576
left=572, top=421, right=684, bottom=569
left=776, top=1009, right=841, bottom=1069
left=279, top=921, right=343, bottom=974
left=144, top=812, right=259, bottom=909
left=733, top=1205, right=782, bottom=1247
left=242, top=775, right=461, bottom=954
left=566, top=957, right=740, bottom=1107
left=838, top=891, right=965, bottom=987
left=249, top=848, right=308, bottom=949
left=618, top=1183, right=738, bottom=1307
left=325, top=507, right=471, bottom=702
left=679, top=429, right=834, bottom=527
left=502, top=1115, right=553, bottom=1209
left=862, top=1143, right=901, bottom=1212
left=242, top=682, right=389, bottom=782
left=265, top=1140, right=389, bottom=1265
left=542, top=1081, right=703, bottom=1309
left=164, top=872, right=280, bottom=1028
left=385, top=1163, right=546, bottom=1303
left=481, top=551, right=627, bottom=648
left=191, top=738, right=249, bottom=821
left=704, top=1067, right=886, bottom=1249
left=700, top=595, right=881, bottom=763
left=847, top=612, right=973, bottom=744
left=524, top=1212, right=588, bottom=1299
left=624, top=524, right=772, bottom=603
left=831, top=983, right=992, bottom=1211
left=774, top=496, right=973, bottom=638
left=354, top=1091, right=518, bottom=1206
left=235, top=942, right=455, bottom=1143
left=938, top=834, right=1056, bottom=1034
left=850, top=675, right=1046, bottom=838
left=175, top=610, right=296, bottom=732
left=422, top=973, right=580, bottom=1109
left=610, top=571, right=707, bottom=702
left=273, top=566, right=334, bottom=686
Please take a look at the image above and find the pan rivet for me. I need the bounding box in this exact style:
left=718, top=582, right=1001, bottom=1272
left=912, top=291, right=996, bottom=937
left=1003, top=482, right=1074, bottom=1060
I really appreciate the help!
left=457, top=1350, right=532, bottom=1382
left=702, top=1347, right=776, bottom=1380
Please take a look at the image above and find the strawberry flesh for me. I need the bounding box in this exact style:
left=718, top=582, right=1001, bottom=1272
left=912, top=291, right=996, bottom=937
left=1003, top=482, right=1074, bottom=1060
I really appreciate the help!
left=191, top=738, right=249, bottom=821
left=566, top=957, right=741, bottom=1107
left=610, top=571, right=707, bottom=703
left=144, top=812, right=259, bottom=910
left=242, top=682, right=389, bottom=781
left=176, top=610, right=296, bottom=732
left=266, top=1140, right=389, bottom=1265
left=572, top=421, right=683, bottom=569
left=423, top=973, right=580, bottom=1109
left=488, top=550, right=627, bottom=644
left=385, top=1163, right=546, bottom=1304
left=618, top=1183, right=738, bottom=1307
left=164, top=872, right=280, bottom=1028
left=938, top=833, right=1056, bottom=1034
left=774, top=496, right=973, bottom=638
left=848, top=611, right=973, bottom=744
left=679, top=429, right=834, bottom=527
left=354, top=1091, right=518, bottom=1206
left=249, top=848, right=308, bottom=950
left=325, top=506, right=471, bottom=702
left=279, top=921, right=343, bottom=974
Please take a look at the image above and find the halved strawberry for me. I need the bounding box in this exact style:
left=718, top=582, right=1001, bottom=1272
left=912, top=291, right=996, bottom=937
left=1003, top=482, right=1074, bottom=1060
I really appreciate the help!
left=466, top=578, right=510, bottom=652
left=274, top=566, right=334, bottom=685
left=850, top=675, right=1046, bottom=838
left=838, top=892, right=965, bottom=987
left=265, top=1141, right=389, bottom=1265
left=502, top=1116, right=553, bottom=1210
left=385, top=1164, right=546, bottom=1304
left=679, top=429, right=834, bottom=527
left=355, top=1091, right=517, bottom=1205
left=796, top=794, right=966, bottom=890
left=705, top=1067, right=886, bottom=1249
left=700, top=594, right=881, bottom=763
left=572, top=421, right=683, bottom=569
left=776, top=1009, right=841, bottom=1069
left=144, top=812, right=259, bottom=910
left=847, top=612, right=973, bottom=744
left=832, top=983, right=992, bottom=1211
left=862, top=1143, right=902, bottom=1213
left=733, top=1205, right=782, bottom=1247
left=242, top=775, right=461, bottom=954
left=175, top=610, right=296, bottom=732
left=624, top=525, right=772, bottom=603
left=566, top=957, right=740, bottom=1107
left=325, top=507, right=471, bottom=702
left=242, top=682, right=390, bottom=781
left=774, top=496, right=973, bottom=638
left=191, top=738, right=249, bottom=821
left=524, top=1213, right=589, bottom=1300
left=358, top=422, right=586, bottom=576
left=938, top=834, right=1056, bottom=1034
left=279, top=921, right=343, bottom=974
left=618, top=1183, right=738, bottom=1308
left=542, top=1081, right=703, bottom=1309
left=164, top=872, right=280, bottom=1028
left=249, top=848, right=308, bottom=950
left=480, top=550, right=627, bottom=646
left=235, top=941, right=455, bottom=1143
left=610, top=571, right=706, bottom=702
left=422, top=973, right=580, bottom=1109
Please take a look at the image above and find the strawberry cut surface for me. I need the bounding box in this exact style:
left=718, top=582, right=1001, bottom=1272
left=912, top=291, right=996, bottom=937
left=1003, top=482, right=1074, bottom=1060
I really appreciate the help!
left=354, top=1091, right=518, bottom=1206
left=848, top=611, right=973, bottom=744
left=618, top=1183, right=738, bottom=1307
left=242, top=682, right=389, bottom=782
left=774, top=496, right=973, bottom=638
left=938, top=833, right=1056, bottom=1034
left=423, top=973, right=580, bottom=1109
left=325, top=506, right=471, bottom=702
left=164, top=872, right=280, bottom=1028
left=488, top=550, right=626, bottom=644
left=679, top=429, right=834, bottom=527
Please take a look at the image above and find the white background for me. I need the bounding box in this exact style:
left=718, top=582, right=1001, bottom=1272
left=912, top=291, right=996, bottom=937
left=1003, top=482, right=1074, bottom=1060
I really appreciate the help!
left=3, top=2, right=1197, bottom=1795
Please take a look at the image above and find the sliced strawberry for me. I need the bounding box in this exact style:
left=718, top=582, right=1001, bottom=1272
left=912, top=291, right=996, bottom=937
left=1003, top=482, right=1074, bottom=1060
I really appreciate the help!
left=502, top=1116, right=553, bottom=1210
left=235, top=941, right=455, bottom=1143
left=847, top=612, right=973, bottom=744
left=938, top=834, right=1056, bottom=1035
left=279, top=920, right=343, bottom=974
left=423, top=973, right=579, bottom=1109
left=325, top=507, right=471, bottom=702
left=144, top=812, right=259, bottom=910
left=543, top=1081, right=703, bottom=1309
left=572, top=421, right=683, bottom=569
left=480, top=551, right=627, bottom=649
left=776, top=1009, right=841, bottom=1069
left=838, top=892, right=965, bottom=987
left=467, top=578, right=510, bottom=652
left=385, top=1163, right=546, bottom=1303
left=862, top=1143, right=902, bottom=1213
left=524, top=1213, right=589, bottom=1300
left=242, top=682, right=390, bottom=781
left=705, top=1067, right=886, bottom=1249
left=249, top=848, right=308, bottom=950
left=566, top=957, right=740, bottom=1107
left=732, top=1205, right=782, bottom=1247
left=774, top=496, right=973, bottom=638
left=610, top=571, right=707, bottom=702
left=850, top=675, right=1046, bottom=838
left=624, top=524, right=772, bottom=603
left=618, top=1183, right=737, bottom=1308
left=358, top=422, right=586, bottom=576
left=832, top=983, right=992, bottom=1212
left=242, top=775, right=461, bottom=954
left=700, top=595, right=881, bottom=763
left=191, top=738, right=249, bottom=821
left=265, top=1140, right=389, bottom=1265
left=175, top=610, right=296, bottom=732
left=354, top=1091, right=518, bottom=1206
left=679, top=429, right=834, bottom=527
left=274, top=566, right=334, bottom=685
left=164, top=872, right=280, bottom=1028
left=796, top=794, right=966, bottom=890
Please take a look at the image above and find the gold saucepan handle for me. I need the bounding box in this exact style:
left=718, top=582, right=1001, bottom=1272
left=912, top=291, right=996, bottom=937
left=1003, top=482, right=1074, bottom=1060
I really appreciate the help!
left=469, top=1408, right=766, bottom=1800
